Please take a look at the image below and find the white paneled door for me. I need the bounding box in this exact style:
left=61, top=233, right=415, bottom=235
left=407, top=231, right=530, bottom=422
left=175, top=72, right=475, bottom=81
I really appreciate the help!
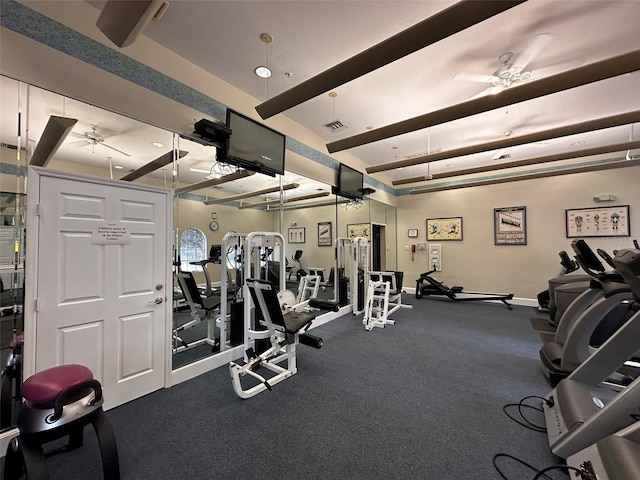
left=29, top=169, right=171, bottom=410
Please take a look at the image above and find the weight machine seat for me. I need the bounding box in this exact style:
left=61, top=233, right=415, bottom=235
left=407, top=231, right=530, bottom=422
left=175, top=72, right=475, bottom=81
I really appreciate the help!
left=246, top=278, right=314, bottom=335
left=177, top=271, right=220, bottom=311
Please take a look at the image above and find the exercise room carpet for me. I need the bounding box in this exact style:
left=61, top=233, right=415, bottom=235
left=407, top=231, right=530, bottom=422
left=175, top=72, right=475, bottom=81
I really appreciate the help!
left=6, top=297, right=561, bottom=479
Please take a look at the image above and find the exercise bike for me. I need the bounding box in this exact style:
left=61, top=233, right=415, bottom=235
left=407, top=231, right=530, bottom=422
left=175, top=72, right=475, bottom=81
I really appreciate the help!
left=415, top=267, right=514, bottom=309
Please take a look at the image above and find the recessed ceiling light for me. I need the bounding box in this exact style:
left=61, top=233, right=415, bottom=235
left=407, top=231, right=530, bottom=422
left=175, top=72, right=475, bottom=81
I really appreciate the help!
left=152, top=142, right=164, bottom=148
left=255, top=66, right=272, bottom=78
left=114, top=165, right=124, bottom=170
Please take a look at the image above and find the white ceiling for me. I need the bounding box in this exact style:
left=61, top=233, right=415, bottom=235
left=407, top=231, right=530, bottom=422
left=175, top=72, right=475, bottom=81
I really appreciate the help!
left=3, top=0, right=640, bottom=199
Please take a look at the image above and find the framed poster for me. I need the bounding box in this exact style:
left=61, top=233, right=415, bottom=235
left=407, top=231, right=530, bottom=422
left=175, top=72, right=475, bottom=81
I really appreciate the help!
left=566, top=205, right=630, bottom=238
left=318, top=221, right=332, bottom=246
left=347, top=223, right=370, bottom=240
left=408, top=229, right=419, bottom=238
left=426, top=217, right=463, bottom=241
left=288, top=226, right=306, bottom=243
left=494, top=206, right=527, bottom=245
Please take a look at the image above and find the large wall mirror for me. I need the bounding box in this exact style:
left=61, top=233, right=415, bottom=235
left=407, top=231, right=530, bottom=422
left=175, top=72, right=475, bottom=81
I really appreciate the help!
left=0, top=74, right=397, bottom=431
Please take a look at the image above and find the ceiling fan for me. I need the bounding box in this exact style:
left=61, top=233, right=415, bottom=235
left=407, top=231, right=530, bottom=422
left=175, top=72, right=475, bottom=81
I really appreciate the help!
left=455, top=34, right=557, bottom=97
left=255, top=0, right=527, bottom=119
left=70, top=125, right=131, bottom=157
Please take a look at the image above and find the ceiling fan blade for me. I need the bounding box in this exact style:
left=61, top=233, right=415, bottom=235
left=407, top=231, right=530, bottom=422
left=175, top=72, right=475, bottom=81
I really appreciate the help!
left=99, top=141, right=131, bottom=157
left=512, top=33, right=553, bottom=72
left=491, top=148, right=509, bottom=160
left=120, top=150, right=188, bottom=181
left=255, top=0, right=527, bottom=119
left=453, top=72, right=499, bottom=84
left=469, top=86, right=500, bottom=100
left=30, top=115, right=78, bottom=167
left=331, top=49, right=640, bottom=157
left=529, top=59, right=583, bottom=80
left=96, top=0, right=169, bottom=48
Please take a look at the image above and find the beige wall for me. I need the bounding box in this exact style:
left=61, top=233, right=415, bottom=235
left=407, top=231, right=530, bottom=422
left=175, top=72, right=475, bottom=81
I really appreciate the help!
left=3, top=5, right=637, bottom=302
left=396, top=165, right=640, bottom=299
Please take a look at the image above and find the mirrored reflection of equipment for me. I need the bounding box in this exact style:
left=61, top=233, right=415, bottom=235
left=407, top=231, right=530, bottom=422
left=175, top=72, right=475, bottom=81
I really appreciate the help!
left=219, top=231, right=247, bottom=351
left=415, top=267, right=514, bottom=309
left=334, top=237, right=352, bottom=307
left=363, top=271, right=412, bottom=331
left=188, top=244, right=222, bottom=297
left=174, top=271, right=221, bottom=353
left=352, top=237, right=369, bottom=315
left=173, top=243, right=223, bottom=354
left=291, top=249, right=306, bottom=281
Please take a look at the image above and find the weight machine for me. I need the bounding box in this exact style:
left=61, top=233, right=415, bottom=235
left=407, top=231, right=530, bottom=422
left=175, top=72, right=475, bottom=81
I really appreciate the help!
left=218, top=231, right=247, bottom=351
left=352, top=237, right=369, bottom=315
left=229, top=231, right=337, bottom=399
left=334, top=237, right=352, bottom=307
left=362, top=271, right=412, bottom=331
left=173, top=271, right=221, bottom=353
left=172, top=244, right=222, bottom=354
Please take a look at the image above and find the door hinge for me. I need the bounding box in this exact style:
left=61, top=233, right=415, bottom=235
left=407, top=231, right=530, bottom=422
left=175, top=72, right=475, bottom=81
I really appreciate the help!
left=36, top=203, right=41, bottom=216
left=34, top=298, right=38, bottom=312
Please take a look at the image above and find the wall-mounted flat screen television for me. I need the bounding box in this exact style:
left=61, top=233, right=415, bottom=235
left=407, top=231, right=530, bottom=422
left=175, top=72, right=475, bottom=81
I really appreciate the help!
left=333, top=163, right=364, bottom=200
left=222, top=109, right=286, bottom=177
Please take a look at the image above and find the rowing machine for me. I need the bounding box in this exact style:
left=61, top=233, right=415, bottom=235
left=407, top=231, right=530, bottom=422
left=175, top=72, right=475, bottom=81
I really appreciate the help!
left=415, top=267, right=514, bottom=309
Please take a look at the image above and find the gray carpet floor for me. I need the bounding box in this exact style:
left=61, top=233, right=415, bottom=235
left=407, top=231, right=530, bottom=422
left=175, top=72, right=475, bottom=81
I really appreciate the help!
left=5, top=296, right=563, bottom=479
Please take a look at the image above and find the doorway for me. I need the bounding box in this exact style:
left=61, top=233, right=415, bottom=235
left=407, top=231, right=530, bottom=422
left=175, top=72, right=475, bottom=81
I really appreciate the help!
left=25, top=168, right=172, bottom=410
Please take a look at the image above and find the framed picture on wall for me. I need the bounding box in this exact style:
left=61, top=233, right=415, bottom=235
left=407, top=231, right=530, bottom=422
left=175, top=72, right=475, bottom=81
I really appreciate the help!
left=318, top=221, right=332, bottom=246
left=566, top=205, right=630, bottom=238
left=288, top=227, right=305, bottom=243
left=426, top=217, right=463, bottom=241
left=408, top=229, right=418, bottom=238
left=347, top=223, right=370, bottom=240
left=494, top=206, right=527, bottom=245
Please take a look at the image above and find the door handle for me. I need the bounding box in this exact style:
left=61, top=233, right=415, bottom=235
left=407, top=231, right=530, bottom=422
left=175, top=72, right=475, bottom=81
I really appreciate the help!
left=149, top=297, right=163, bottom=305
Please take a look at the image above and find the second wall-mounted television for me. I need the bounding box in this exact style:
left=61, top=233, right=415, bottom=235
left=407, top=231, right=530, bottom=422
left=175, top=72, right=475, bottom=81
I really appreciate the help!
left=333, top=163, right=364, bottom=200
left=222, top=109, right=286, bottom=177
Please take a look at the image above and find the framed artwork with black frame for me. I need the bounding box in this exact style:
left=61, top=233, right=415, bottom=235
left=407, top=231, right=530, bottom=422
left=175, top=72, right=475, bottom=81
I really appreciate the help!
left=494, top=206, right=527, bottom=245
left=426, top=217, right=463, bottom=241
left=317, top=221, right=332, bottom=246
left=408, top=229, right=418, bottom=238
left=566, top=205, right=630, bottom=238
left=288, top=226, right=305, bottom=243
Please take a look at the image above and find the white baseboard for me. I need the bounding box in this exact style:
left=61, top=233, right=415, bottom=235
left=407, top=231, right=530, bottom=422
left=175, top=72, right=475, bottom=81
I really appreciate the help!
left=404, top=286, right=537, bottom=307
